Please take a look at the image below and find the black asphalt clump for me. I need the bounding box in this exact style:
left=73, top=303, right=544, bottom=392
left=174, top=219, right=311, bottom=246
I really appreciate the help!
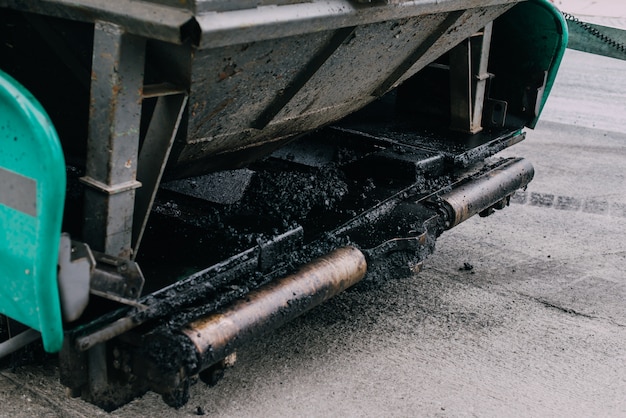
left=459, top=262, right=474, bottom=271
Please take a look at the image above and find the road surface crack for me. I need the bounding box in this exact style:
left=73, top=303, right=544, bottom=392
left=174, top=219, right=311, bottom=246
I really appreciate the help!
left=534, top=299, right=595, bottom=318
left=524, top=296, right=626, bottom=328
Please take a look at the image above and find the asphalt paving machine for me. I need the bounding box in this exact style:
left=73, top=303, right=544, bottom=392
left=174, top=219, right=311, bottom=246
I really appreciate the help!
left=0, top=0, right=567, bottom=409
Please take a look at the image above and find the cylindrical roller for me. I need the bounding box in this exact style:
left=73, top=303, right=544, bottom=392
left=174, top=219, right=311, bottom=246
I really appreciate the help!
left=182, top=246, right=367, bottom=370
left=439, top=158, right=534, bottom=228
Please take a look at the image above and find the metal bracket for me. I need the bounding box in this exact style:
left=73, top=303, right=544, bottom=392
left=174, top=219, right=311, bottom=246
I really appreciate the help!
left=257, top=226, right=304, bottom=272
left=484, top=98, right=508, bottom=128
left=91, top=252, right=145, bottom=302
left=58, top=234, right=146, bottom=323
left=58, top=234, right=95, bottom=322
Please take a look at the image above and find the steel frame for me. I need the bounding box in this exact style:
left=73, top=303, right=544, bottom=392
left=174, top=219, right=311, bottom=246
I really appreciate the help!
left=78, top=22, right=188, bottom=260
left=449, top=22, right=493, bottom=133
left=80, top=22, right=145, bottom=259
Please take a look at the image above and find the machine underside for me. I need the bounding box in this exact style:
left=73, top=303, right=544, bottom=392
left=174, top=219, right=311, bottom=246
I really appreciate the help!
left=0, top=0, right=566, bottom=410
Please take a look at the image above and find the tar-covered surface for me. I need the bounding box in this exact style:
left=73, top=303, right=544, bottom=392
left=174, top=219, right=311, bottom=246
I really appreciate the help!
left=0, top=48, right=626, bottom=417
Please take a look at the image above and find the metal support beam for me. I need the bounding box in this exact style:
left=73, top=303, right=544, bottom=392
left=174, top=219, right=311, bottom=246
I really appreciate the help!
left=81, top=22, right=146, bottom=259
left=132, top=92, right=188, bottom=257
left=449, top=22, right=493, bottom=134
left=86, top=344, right=109, bottom=402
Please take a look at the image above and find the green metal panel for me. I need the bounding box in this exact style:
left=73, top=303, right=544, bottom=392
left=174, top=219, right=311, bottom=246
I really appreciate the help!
left=525, top=0, right=569, bottom=127
left=0, top=69, right=66, bottom=352
left=566, top=18, right=626, bottom=61
left=490, top=0, right=568, bottom=128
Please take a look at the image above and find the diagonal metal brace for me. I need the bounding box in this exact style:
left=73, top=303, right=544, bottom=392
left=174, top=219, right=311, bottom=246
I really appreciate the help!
left=132, top=91, right=188, bottom=257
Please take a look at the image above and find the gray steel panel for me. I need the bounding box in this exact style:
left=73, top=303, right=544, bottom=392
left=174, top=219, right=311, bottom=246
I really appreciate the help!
left=182, top=16, right=450, bottom=157
left=275, top=15, right=449, bottom=120
left=193, top=0, right=519, bottom=49
left=0, top=167, right=37, bottom=217
left=185, top=31, right=336, bottom=152
left=0, top=0, right=194, bottom=44
left=1, top=0, right=519, bottom=48
left=147, top=0, right=309, bottom=13
left=171, top=4, right=514, bottom=173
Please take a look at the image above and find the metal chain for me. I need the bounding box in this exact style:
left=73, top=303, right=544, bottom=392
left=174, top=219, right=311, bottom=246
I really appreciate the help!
left=562, top=11, right=626, bottom=53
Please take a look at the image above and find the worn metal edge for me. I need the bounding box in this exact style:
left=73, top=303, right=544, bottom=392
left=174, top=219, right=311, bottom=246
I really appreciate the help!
left=0, top=0, right=195, bottom=44
left=194, top=0, right=522, bottom=49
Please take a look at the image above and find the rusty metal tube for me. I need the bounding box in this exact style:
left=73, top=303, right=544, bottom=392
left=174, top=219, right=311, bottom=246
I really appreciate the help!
left=439, top=158, right=534, bottom=228
left=181, top=246, right=367, bottom=370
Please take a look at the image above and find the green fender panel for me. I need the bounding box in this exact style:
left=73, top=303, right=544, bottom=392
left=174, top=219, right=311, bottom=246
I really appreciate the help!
left=491, top=0, right=569, bottom=128
left=0, top=69, right=66, bottom=352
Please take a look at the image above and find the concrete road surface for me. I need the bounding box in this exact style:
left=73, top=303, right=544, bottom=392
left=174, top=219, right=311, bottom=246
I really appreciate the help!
left=1, top=32, right=626, bottom=418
